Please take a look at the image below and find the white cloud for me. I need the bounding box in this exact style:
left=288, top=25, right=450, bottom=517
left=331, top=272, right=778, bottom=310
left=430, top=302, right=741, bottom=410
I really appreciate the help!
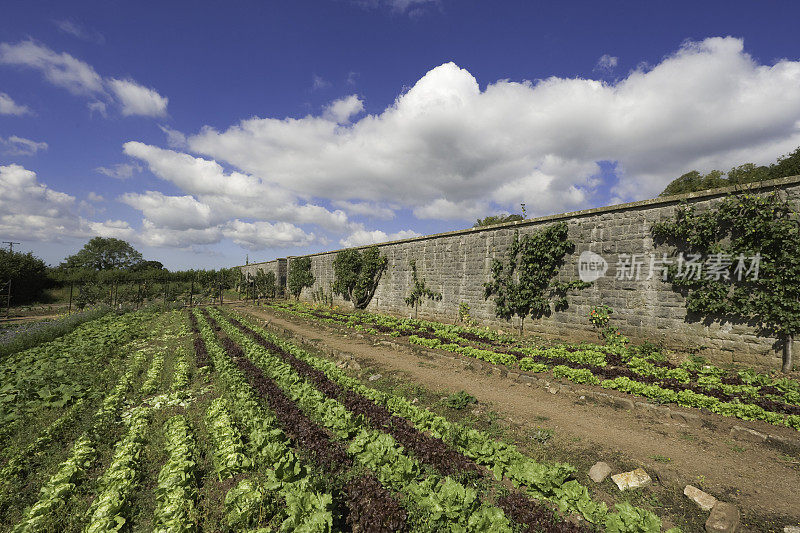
left=0, top=92, right=31, bottom=115
left=184, top=37, right=800, bottom=216
left=88, top=219, right=135, bottom=239
left=122, top=142, right=350, bottom=230
left=340, top=227, right=420, bottom=247
left=0, top=136, right=48, bottom=156
left=95, top=162, right=141, bottom=180
left=0, top=41, right=168, bottom=119
left=108, top=78, right=168, bottom=117
left=87, top=100, right=107, bottom=117
left=0, top=164, right=86, bottom=240
left=596, top=54, right=618, bottom=71
left=222, top=220, right=317, bottom=250
left=119, top=191, right=216, bottom=230
left=355, top=0, right=439, bottom=15
left=332, top=200, right=395, bottom=220
left=312, top=74, right=330, bottom=91
left=138, top=219, right=222, bottom=248
left=159, top=125, right=187, bottom=148
left=0, top=40, right=103, bottom=95
left=323, top=95, right=364, bottom=124
left=87, top=192, right=104, bottom=202
left=54, top=19, right=105, bottom=44
left=413, top=198, right=486, bottom=220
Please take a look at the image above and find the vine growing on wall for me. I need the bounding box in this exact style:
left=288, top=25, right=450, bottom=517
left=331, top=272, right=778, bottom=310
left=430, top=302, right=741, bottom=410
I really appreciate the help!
left=484, top=221, right=591, bottom=335
left=404, top=259, right=442, bottom=319
left=652, top=192, right=800, bottom=372
left=332, top=246, right=388, bottom=309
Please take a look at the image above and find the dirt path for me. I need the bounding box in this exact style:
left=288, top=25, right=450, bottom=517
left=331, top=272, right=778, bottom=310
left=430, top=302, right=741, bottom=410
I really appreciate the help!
left=238, top=304, right=800, bottom=525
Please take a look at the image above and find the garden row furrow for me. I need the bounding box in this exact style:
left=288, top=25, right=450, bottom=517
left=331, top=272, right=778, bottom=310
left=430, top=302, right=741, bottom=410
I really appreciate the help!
left=222, top=311, right=590, bottom=533
left=210, top=308, right=608, bottom=533
left=228, top=307, right=677, bottom=532
left=199, top=309, right=408, bottom=531
left=271, top=301, right=800, bottom=430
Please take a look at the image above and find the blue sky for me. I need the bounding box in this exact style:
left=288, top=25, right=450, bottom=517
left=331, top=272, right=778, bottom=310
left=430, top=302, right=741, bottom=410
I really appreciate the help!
left=2, top=1, right=800, bottom=269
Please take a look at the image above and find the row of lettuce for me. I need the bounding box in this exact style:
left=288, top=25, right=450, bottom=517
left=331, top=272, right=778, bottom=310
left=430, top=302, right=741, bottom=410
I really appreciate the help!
left=202, top=306, right=680, bottom=532
left=268, top=301, right=800, bottom=431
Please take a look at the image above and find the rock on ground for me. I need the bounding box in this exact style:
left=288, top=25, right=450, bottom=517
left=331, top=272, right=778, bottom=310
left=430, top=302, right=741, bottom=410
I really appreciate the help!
left=684, top=485, right=717, bottom=512
left=611, top=468, right=651, bottom=490
left=705, top=502, right=739, bottom=533
left=588, top=462, right=612, bottom=483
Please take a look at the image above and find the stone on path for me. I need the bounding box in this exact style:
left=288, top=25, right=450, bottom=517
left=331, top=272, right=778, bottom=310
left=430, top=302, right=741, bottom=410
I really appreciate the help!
left=588, top=462, right=612, bottom=483
left=705, top=502, right=739, bottom=533
left=684, top=485, right=717, bottom=511
left=729, top=425, right=767, bottom=443
left=784, top=527, right=800, bottom=533
left=368, top=374, right=382, bottom=381
left=611, top=468, right=651, bottom=490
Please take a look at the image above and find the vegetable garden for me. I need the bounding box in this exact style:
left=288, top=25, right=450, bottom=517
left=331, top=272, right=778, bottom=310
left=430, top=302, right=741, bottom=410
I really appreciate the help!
left=0, top=303, right=697, bottom=532
left=266, top=301, right=800, bottom=432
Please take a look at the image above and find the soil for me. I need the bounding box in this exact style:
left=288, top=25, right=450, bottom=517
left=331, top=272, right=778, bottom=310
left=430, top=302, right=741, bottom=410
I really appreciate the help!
left=235, top=303, right=800, bottom=530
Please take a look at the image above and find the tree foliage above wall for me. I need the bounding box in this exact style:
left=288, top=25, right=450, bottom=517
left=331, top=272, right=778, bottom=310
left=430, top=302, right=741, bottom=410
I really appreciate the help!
left=484, top=221, right=591, bottom=334
left=652, top=192, right=800, bottom=372
left=659, top=146, right=800, bottom=197
left=332, top=246, right=388, bottom=309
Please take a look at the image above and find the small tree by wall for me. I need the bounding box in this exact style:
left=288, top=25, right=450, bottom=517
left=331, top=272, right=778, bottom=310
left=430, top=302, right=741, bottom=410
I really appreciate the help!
left=404, top=259, right=441, bottom=319
left=652, top=192, right=800, bottom=372
left=288, top=257, right=315, bottom=301
left=254, top=269, right=276, bottom=302
left=332, top=246, right=388, bottom=310
left=484, top=222, right=591, bottom=335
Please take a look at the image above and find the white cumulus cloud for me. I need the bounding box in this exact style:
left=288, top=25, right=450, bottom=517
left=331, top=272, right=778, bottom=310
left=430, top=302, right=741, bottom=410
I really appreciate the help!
left=0, top=92, right=31, bottom=115
left=340, top=227, right=420, bottom=247
left=0, top=136, right=48, bottom=156
left=95, top=162, right=141, bottom=180
left=108, top=78, right=168, bottom=117
left=183, top=37, right=800, bottom=217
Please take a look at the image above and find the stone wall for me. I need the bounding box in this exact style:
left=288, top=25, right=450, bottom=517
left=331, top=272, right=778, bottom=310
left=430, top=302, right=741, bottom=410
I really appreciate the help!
left=241, top=176, right=800, bottom=369
left=240, top=258, right=286, bottom=296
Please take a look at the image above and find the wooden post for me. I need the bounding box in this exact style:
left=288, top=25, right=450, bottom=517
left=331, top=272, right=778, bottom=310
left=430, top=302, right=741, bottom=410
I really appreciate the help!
left=189, top=276, right=194, bottom=308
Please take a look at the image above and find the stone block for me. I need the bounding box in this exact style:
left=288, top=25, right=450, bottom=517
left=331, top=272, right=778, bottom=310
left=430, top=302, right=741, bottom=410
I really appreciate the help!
left=730, top=426, right=767, bottom=443
left=684, top=485, right=717, bottom=511
left=670, top=410, right=702, bottom=426
left=705, top=502, right=739, bottom=533
left=611, top=468, right=651, bottom=490
left=588, top=462, right=612, bottom=483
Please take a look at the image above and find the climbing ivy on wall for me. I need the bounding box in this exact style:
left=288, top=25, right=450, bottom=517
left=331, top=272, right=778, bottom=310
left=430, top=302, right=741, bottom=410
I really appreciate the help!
left=652, top=192, right=800, bottom=372
left=484, top=221, right=591, bottom=334
left=332, top=246, right=388, bottom=309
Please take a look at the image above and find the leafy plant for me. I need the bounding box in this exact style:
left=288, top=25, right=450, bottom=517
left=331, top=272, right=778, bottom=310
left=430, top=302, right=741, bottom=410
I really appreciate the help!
left=288, top=257, right=315, bottom=301
left=404, top=259, right=442, bottom=319
left=653, top=192, right=800, bottom=372
left=332, top=246, right=388, bottom=309
left=484, top=223, right=591, bottom=334
left=445, top=390, right=477, bottom=410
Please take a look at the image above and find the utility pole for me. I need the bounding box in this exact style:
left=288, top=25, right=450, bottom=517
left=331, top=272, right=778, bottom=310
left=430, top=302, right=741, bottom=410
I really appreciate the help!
left=3, top=242, right=20, bottom=317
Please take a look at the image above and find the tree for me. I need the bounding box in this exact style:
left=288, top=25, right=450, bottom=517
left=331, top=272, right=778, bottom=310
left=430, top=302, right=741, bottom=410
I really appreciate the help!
left=652, top=193, right=800, bottom=373
left=0, top=249, right=54, bottom=306
left=332, top=246, right=388, bottom=309
left=62, top=237, right=143, bottom=271
left=288, top=257, right=315, bottom=300
left=254, top=269, right=276, bottom=300
left=484, top=222, right=590, bottom=335
left=473, top=213, right=524, bottom=228
left=404, top=259, right=442, bottom=319
left=130, top=260, right=164, bottom=272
